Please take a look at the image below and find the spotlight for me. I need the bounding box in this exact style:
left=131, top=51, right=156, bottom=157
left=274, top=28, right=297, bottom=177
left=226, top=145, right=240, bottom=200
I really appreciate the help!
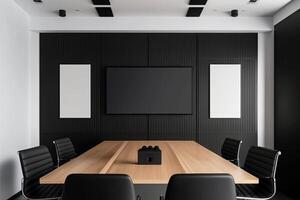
left=59, top=9, right=66, bottom=17
left=231, top=9, right=238, bottom=17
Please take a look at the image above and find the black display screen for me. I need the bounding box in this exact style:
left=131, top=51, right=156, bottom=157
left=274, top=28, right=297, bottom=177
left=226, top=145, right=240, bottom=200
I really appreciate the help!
left=106, top=67, right=192, bottom=114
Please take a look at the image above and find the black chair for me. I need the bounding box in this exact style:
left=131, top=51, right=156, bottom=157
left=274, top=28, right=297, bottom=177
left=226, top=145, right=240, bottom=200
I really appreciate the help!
left=62, top=174, right=136, bottom=200
left=53, top=137, right=77, bottom=166
left=164, top=174, right=236, bottom=200
left=18, top=145, right=63, bottom=200
left=221, top=138, right=243, bottom=166
left=236, top=146, right=281, bottom=200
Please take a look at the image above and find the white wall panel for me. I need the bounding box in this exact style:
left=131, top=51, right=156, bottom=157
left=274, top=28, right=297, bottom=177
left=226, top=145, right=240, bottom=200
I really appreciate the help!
left=258, top=32, right=274, bottom=148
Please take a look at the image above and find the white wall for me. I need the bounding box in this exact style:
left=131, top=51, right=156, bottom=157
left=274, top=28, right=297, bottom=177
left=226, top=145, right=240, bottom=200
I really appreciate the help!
left=28, top=32, right=40, bottom=147
left=257, top=32, right=274, bottom=148
left=0, top=0, right=30, bottom=199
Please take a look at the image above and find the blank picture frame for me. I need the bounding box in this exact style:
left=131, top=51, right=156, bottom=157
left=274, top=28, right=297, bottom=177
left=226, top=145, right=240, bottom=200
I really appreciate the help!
left=60, top=64, right=91, bottom=118
left=210, top=64, right=241, bottom=118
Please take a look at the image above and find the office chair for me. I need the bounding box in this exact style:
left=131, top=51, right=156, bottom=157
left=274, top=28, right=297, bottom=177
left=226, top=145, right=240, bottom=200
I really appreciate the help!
left=18, top=145, right=63, bottom=199
left=53, top=137, right=77, bottom=166
left=61, top=174, right=136, bottom=200
left=221, top=138, right=243, bottom=166
left=236, top=146, right=281, bottom=200
left=164, top=174, right=236, bottom=200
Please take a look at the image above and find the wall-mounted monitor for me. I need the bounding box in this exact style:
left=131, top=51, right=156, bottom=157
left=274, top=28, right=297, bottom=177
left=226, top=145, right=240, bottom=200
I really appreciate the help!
left=106, top=67, right=192, bottom=114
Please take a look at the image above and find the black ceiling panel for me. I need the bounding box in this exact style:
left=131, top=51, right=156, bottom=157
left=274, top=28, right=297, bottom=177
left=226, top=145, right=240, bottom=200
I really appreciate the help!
left=186, top=7, right=203, bottom=17
left=96, top=7, right=114, bottom=17
left=189, top=0, right=208, bottom=5
left=92, top=0, right=110, bottom=5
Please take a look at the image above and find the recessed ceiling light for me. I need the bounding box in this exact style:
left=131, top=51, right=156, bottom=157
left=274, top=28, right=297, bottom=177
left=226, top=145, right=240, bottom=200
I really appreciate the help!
left=189, top=0, right=208, bottom=6
left=186, top=7, right=203, bottom=17
left=92, top=0, right=110, bottom=5
left=33, top=0, right=43, bottom=3
left=96, top=7, right=114, bottom=17
left=249, top=0, right=258, bottom=3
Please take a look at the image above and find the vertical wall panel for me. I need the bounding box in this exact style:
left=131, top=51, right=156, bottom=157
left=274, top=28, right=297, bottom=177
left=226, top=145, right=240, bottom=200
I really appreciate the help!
left=148, top=34, right=197, bottom=140
left=40, top=34, right=101, bottom=158
left=275, top=10, right=300, bottom=199
left=197, top=34, right=257, bottom=165
left=100, top=34, right=149, bottom=140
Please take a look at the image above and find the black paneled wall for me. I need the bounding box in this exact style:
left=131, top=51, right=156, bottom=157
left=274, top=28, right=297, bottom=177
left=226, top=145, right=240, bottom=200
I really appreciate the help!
left=40, top=33, right=257, bottom=164
left=148, top=34, right=197, bottom=140
left=197, top=34, right=257, bottom=164
left=275, top=10, right=300, bottom=199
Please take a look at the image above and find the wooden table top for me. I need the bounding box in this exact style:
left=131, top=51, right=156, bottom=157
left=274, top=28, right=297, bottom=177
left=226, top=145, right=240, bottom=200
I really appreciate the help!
left=40, top=141, right=258, bottom=184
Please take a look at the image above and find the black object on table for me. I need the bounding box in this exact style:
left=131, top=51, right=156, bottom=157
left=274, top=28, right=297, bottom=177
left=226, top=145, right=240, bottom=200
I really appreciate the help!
left=138, top=146, right=162, bottom=165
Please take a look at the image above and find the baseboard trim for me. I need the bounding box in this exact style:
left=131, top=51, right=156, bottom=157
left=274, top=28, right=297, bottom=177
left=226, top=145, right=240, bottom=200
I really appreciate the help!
left=7, top=191, right=22, bottom=200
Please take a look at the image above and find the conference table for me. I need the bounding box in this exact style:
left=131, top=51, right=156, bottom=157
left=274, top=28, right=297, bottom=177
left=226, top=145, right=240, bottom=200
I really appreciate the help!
left=41, top=141, right=258, bottom=199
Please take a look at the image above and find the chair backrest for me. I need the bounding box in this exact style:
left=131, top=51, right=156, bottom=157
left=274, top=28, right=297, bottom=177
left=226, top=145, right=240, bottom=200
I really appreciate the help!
left=18, top=145, right=55, bottom=195
left=244, top=146, right=281, bottom=179
left=62, top=174, right=136, bottom=200
left=221, top=138, right=242, bottom=166
left=165, top=174, right=236, bottom=200
left=53, top=137, right=76, bottom=166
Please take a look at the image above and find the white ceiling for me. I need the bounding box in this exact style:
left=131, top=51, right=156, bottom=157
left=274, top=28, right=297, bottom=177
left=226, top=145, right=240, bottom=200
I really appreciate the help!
left=15, top=0, right=291, bottom=17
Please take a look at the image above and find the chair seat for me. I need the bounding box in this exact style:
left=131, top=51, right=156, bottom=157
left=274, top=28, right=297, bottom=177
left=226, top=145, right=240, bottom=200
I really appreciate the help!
left=25, top=184, right=63, bottom=199
left=236, top=184, right=273, bottom=199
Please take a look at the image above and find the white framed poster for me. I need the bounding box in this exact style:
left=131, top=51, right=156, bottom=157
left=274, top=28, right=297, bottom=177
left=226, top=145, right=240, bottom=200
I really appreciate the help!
left=60, top=64, right=91, bottom=118
left=210, top=64, right=241, bottom=118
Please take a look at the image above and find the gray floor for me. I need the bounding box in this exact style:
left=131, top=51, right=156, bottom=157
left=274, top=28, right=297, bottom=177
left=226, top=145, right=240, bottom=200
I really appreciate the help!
left=13, top=192, right=294, bottom=200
